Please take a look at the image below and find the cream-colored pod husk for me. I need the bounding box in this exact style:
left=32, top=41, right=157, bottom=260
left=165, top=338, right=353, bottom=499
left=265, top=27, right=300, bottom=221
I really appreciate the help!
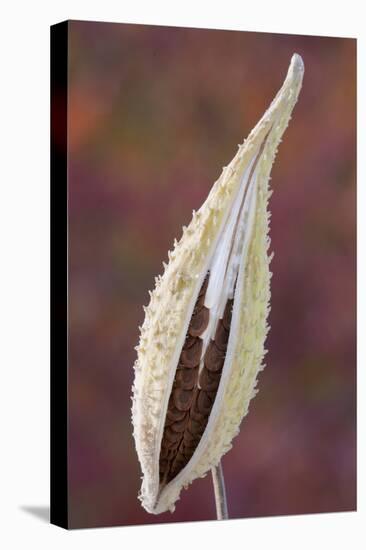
left=131, top=54, right=304, bottom=514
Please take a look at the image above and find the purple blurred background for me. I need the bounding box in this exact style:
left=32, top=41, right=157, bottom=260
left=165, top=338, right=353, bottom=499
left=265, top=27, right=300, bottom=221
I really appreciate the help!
left=67, top=21, right=356, bottom=528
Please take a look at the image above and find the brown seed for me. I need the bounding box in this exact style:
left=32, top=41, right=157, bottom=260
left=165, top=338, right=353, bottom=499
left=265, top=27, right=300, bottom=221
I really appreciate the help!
left=189, top=306, right=210, bottom=337
left=180, top=338, right=203, bottom=368
left=193, top=292, right=205, bottom=313
left=159, top=447, right=170, bottom=459
left=183, top=447, right=194, bottom=461
left=183, top=430, right=200, bottom=445
left=171, top=451, right=186, bottom=468
left=187, top=417, right=203, bottom=436
left=166, top=405, right=186, bottom=422
left=175, top=367, right=198, bottom=390
left=163, top=438, right=178, bottom=450
left=214, top=320, right=229, bottom=350
left=173, top=388, right=194, bottom=411
left=207, top=391, right=217, bottom=403
left=163, top=415, right=175, bottom=427
left=191, top=274, right=209, bottom=313
left=197, top=390, right=213, bottom=415
left=170, top=415, right=188, bottom=433
left=204, top=340, right=226, bottom=372
left=199, top=367, right=221, bottom=392
left=183, top=334, right=197, bottom=349
left=222, top=299, right=233, bottom=331
left=164, top=426, right=182, bottom=443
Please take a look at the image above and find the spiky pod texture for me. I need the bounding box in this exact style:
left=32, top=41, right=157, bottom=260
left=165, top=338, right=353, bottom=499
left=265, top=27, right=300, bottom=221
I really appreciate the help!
left=131, top=54, right=304, bottom=514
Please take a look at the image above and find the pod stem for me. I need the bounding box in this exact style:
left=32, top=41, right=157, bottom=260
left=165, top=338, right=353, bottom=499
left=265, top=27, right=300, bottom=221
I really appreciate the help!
left=211, top=461, right=229, bottom=520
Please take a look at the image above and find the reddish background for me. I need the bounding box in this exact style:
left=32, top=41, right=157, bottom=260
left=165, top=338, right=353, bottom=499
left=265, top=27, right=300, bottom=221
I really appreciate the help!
left=67, top=21, right=356, bottom=528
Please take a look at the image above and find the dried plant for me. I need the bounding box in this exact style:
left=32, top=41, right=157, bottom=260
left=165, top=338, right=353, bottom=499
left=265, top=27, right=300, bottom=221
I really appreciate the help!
left=131, top=54, right=304, bottom=518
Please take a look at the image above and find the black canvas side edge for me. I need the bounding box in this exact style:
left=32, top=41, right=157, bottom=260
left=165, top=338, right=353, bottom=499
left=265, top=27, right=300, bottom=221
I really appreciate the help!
left=50, top=20, right=68, bottom=529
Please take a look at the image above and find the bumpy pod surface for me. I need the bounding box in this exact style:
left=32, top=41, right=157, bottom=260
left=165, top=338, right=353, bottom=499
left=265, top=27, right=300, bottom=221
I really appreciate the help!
left=131, top=54, right=304, bottom=514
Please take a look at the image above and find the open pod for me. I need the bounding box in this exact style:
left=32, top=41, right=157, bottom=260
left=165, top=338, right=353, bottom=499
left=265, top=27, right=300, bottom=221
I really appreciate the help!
left=131, top=54, right=304, bottom=514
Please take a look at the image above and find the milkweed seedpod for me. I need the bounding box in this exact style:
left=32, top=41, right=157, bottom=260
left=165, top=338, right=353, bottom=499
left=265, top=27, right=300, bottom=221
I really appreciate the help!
left=131, top=54, right=304, bottom=514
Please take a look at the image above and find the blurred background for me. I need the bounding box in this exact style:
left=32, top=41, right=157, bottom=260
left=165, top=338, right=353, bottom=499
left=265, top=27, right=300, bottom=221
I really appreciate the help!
left=67, top=21, right=356, bottom=528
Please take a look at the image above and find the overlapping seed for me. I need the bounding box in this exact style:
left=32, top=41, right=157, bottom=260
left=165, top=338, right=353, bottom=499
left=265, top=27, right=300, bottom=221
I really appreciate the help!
left=159, top=274, right=234, bottom=485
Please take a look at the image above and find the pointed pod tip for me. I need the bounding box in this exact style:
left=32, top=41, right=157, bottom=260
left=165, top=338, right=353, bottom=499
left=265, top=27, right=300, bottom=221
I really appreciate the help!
left=290, top=53, right=305, bottom=77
